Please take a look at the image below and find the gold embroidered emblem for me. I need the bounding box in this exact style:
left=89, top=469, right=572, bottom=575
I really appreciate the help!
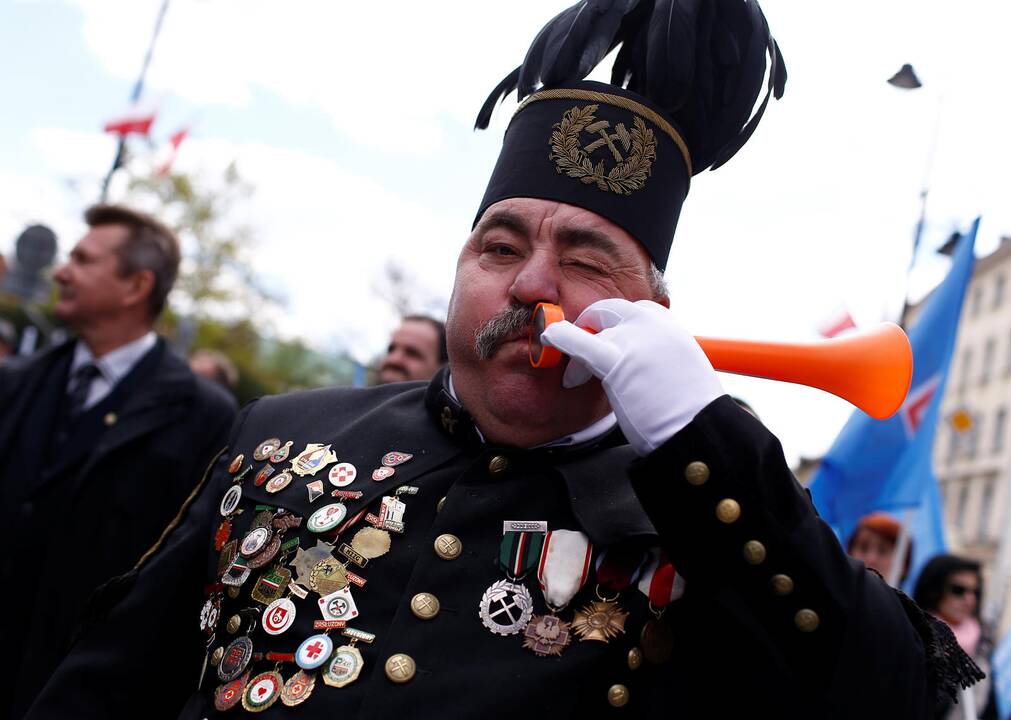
left=549, top=104, right=657, bottom=195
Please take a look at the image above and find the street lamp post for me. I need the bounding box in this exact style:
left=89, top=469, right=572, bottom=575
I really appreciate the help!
left=888, top=63, right=942, bottom=330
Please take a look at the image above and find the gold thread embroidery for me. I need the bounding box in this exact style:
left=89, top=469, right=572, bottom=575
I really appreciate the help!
left=549, top=104, right=657, bottom=196
left=519, top=88, right=691, bottom=176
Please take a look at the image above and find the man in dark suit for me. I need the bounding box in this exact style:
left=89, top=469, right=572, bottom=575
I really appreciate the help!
left=0, top=204, right=236, bottom=718
left=26, top=3, right=980, bottom=718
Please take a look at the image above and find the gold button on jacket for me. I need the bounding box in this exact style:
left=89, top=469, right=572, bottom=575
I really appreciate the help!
left=385, top=654, right=417, bottom=683
left=434, top=534, right=462, bottom=560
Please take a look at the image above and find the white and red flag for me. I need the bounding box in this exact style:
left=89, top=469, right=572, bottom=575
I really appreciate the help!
left=818, top=307, right=857, bottom=338
left=103, top=106, right=157, bottom=137
left=156, top=127, right=189, bottom=176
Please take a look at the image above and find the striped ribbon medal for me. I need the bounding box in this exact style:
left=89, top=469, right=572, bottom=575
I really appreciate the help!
left=634, top=547, right=683, bottom=663
left=522, top=529, right=593, bottom=657
left=478, top=521, right=545, bottom=637
left=570, top=546, right=643, bottom=644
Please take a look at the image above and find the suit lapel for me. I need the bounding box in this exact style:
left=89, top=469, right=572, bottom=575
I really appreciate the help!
left=30, top=340, right=197, bottom=496
left=77, top=343, right=195, bottom=476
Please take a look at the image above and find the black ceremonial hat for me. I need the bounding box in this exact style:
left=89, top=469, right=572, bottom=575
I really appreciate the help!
left=474, top=0, right=787, bottom=272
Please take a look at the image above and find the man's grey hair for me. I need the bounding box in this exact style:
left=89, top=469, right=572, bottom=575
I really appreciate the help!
left=649, top=263, right=669, bottom=302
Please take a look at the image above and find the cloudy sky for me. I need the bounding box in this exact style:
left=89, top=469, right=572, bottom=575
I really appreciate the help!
left=2, top=0, right=1010, bottom=463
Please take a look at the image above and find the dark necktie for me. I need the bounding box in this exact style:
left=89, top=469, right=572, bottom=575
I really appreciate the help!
left=66, top=363, right=101, bottom=418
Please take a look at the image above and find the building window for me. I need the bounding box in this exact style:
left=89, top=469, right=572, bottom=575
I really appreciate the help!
left=971, top=286, right=983, bottom=318
left=981, top=337, right=996, bottom=385
left=995, top=275, right=1006, bottom=310
left=955, top=479, right=971, bottom=531
left=947, top=426, right=961, bottom=464
left=994, top=407, right=1007, bottom=455
left=959, top=348, right=973, bottom=393
left=978, top=475, right=997, bottom=541
left=967, top=416, right=984, bottom=460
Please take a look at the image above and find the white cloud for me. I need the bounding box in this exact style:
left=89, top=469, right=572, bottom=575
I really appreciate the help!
left=69, top=0, right=557, bottom=154
left=22, top=127, right=462, bottom=361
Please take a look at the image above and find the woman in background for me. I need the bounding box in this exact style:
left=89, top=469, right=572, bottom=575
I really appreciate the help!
left=914, top=555, right=996, bottom=719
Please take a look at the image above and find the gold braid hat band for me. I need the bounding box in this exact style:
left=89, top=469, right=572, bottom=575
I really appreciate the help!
left=516, top=88, right=693, bottom=177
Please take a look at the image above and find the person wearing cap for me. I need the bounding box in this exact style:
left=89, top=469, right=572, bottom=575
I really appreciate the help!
left=846, top=511, right=912, bottom=584
left=26, top=3, right=975, bottom=719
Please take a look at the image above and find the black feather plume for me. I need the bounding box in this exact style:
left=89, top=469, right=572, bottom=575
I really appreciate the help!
left=475, top=0, right=786, bottom=174
left=475, top=66, right=520, bottom=131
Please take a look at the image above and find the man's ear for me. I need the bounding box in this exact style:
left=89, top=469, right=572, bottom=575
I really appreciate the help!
left=123, top=269, right=155, bottom=311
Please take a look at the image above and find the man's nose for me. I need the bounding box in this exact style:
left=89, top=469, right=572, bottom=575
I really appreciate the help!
left=52, top=263, right=70, bottom=284
left=508, top=250, right=560, bottom=307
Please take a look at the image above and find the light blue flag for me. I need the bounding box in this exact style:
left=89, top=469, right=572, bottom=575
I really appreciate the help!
left=809, top=218, right=979, bottom=568
left=994, top=625, right=1011, bottom=719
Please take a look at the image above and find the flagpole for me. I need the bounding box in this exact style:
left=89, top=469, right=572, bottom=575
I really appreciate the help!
left=887, top=509, right=913, bottom=588
left=98, top=0, right=171, bottom=202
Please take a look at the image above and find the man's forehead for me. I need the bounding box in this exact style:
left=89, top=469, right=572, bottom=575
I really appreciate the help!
left=477, top=198, right=641, bottom=252
left=395, top=320, right=438, bottom=346
left=79, top=224, right=129, bottom=253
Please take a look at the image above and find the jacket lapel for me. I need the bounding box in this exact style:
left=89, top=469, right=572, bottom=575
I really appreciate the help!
left=31, top=340, right=197, bottom=495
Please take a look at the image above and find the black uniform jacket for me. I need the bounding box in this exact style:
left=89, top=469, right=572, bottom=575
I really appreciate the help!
left=0, top=338, right=237, bottom=719
left=26, top=371, right=934, bottom=719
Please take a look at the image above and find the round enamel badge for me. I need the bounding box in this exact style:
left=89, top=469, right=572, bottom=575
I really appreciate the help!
left=253, top=437, right=281, bottom=461
left=262, top=598, right=296, bottom=636
left=240, top=526, right=272, bottom=557
left=296, top=634, right=334, bottom=670
left=242, top=670, right=283, bottom=712
left=219, top=485, right=242, bottom=516
left=281, top=669, right=316, bottom=707
left=217, top=636, right=253, bottom=682
left=307, top=503, right=347, bottom=533
left=265, top=470, right=293, bottom=494
left=328, top=462, right=357, bottom=487
left=214, top=673, right=247, bottom=712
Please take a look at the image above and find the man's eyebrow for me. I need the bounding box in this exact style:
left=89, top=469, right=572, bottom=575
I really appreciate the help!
left=556, top=227, right=621, bottom=257
left=475, top=209, right=530, bottom=237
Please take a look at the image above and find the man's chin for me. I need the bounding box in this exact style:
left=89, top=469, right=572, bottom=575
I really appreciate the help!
left=53, top=302, right=76, bottom=324
left=377, top=368, right=407, bottom=384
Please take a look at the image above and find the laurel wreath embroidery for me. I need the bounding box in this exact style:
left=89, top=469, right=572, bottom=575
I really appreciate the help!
left=549, top=104, right=657, bottom=195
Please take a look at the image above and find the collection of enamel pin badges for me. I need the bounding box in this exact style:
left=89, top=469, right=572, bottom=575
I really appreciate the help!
left=200, top=438, right=416, bottom=712
left=199, top=437, right=684, bottom=713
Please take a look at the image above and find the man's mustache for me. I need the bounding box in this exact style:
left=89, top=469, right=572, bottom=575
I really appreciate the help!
left=475, top=305, right=534, bottom=360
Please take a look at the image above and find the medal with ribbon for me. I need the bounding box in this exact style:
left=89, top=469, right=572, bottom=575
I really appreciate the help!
left=635, top=547, right=683, bottom=663
left=571, top=546, right=642, bottom=643
left=522, top=529, right=593, bottom=657
left=479, top=520, right=544, bottom=636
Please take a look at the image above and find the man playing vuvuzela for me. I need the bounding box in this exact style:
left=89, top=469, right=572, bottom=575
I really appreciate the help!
left=27, top=1, right=977, bottom=718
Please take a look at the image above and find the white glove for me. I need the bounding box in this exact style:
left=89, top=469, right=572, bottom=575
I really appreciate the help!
left=540, top=298, right=723, bottom=456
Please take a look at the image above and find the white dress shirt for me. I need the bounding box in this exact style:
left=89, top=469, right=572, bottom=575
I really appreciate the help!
left=67, top=331, right=158, bottom=411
